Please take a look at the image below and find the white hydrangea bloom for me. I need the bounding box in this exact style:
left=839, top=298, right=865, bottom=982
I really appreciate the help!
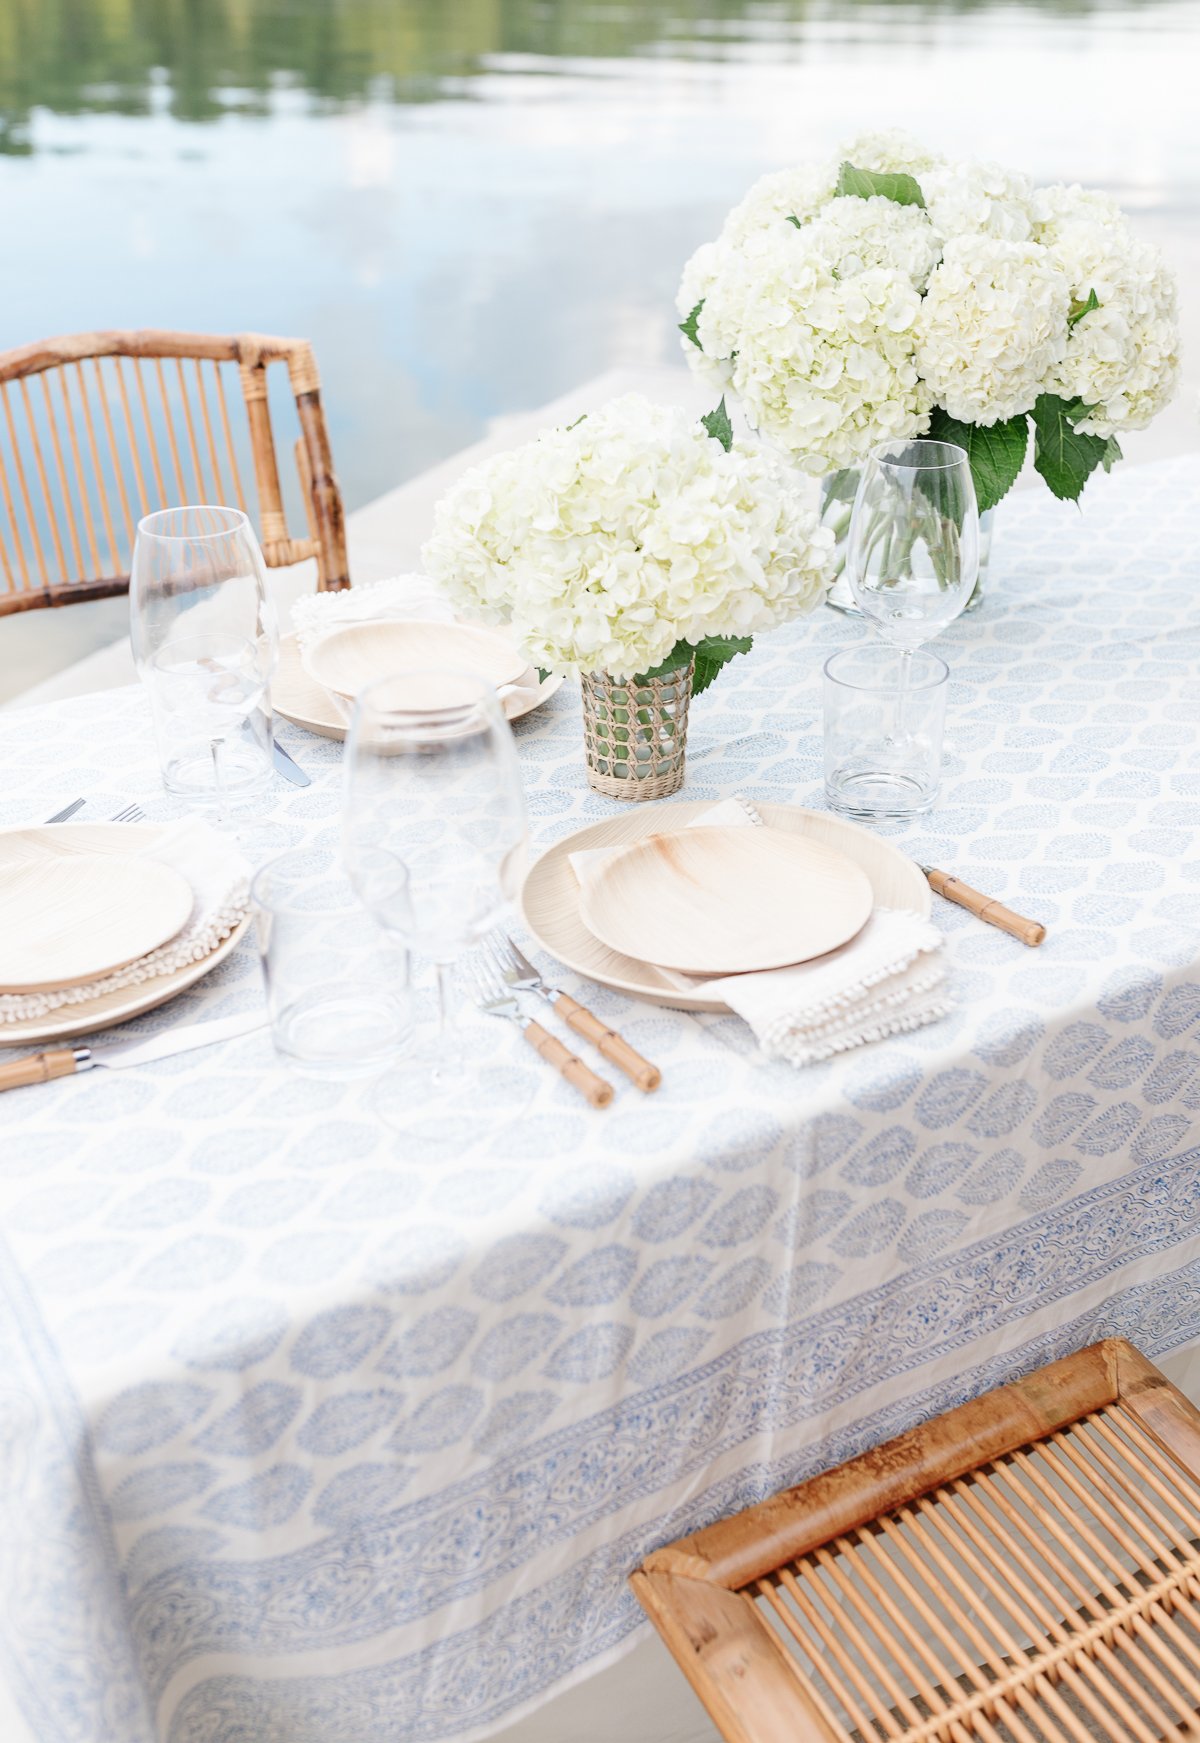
left=677, top=240, right=738, bottom=400
left=1029, top=181, right=1126, bottom=244
left=922, top=160, right=1034, bottom=244
left=421, top=395, right=835, bottom=679
left=715, top=163, right=835, bottom=246
left=692, top=224, right=932, bottom=474
left=916, top=236, right=1069, bottom=424
left=1033, top=185, right=1181, bottom=434
left=833, top=129, right=946, bottom=178
left=804, top=194, right=941, bottom=290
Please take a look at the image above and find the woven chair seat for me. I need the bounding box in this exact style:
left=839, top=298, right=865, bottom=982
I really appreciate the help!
left=633, top=1340, right=1200, bottom=1743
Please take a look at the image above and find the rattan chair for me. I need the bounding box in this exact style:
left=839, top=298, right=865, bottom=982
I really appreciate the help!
left=0, top=329, right=349, bottom=614
left=633, top=1339, right=1200, bottom=1743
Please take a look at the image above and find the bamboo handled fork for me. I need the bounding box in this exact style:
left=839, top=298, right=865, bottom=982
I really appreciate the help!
left=486, top=934, right=661, bottom=1092
left=464, top=955, right=614, bottom=1109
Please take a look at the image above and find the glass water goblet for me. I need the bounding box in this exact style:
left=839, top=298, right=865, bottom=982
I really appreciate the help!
left=846, top=438, right=978, bottom=727
left=342, top=668, right=529, bottom=1140
left=130, top=506, right=278, bottom=809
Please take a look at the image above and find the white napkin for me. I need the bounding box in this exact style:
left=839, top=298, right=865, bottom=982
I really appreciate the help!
left=569, top=798, right=951, bottom=1067
left=290, top=573, right=456, bottom=651
left=0, top=820, right=250, bottom=1024
left=290, top=574, right=544, bottom=721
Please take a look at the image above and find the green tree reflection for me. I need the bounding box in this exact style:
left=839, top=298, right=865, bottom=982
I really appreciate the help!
left=0, top=0, right=1162, bottom=152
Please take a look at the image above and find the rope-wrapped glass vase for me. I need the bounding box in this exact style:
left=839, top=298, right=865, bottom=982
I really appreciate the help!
left=581, top=660, right=694, bottom=801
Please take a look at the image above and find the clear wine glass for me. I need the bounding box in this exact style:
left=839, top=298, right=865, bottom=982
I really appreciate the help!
left=846, top=438, right=979, bottom=730
left=130, top=506, right=278, bottom=809
left=342, top=668, right=529, bottom=1136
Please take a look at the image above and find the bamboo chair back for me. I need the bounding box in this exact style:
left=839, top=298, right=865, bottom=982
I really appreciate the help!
left=0, top=330, right=349, bottom=615
left=633, top=1339, right=1200, bottom=1743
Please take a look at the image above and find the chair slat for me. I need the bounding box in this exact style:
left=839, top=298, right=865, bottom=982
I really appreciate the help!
left=194, top=359, right=225, bottom=503
left=0, top=382, right=48, bottom=586
left=18, top=378, right=69, bottom=581
left=132, top=359, right=168, bottom=505
left=153, top=357, right=188, bottom=503
left=174, top=357, right=208, bottom=499
left=73, top=363, right=121, bottom=576
left=56, top=368, right=104, bottom=576
left=91, top=358, right=137, bottom=553
left=212, top=360, right=247, bottom=512
left=39, top=374, right=86, bottom=575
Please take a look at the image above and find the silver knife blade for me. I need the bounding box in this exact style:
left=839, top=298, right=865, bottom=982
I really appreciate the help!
left=271, top=737, right=311, bottom=787
left=78, top=1010, right=267, bottom=1071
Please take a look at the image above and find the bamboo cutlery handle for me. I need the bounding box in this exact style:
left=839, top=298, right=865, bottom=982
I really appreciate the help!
left=554, top=993, right=661, bottom=1092
left=925, top=867, right=1046, bottom=948
left=522, top=1020, right=614, bottom=1108
left=0, top=1047, right=79, bottom=1092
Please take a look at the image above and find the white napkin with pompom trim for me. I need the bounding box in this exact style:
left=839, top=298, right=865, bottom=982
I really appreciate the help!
left=569, top=797, right=951, bottom=1066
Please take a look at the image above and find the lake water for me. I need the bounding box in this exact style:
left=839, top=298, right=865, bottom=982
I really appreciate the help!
left=1, top=0, right=1197, bottom=694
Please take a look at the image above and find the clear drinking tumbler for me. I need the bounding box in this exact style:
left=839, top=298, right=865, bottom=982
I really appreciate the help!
left=823, top=643, right=948, bottom=820
left=251, top=850, right=412, bottom=1078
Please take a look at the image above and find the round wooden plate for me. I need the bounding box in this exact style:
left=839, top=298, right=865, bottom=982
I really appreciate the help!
left=579, top=825, right=874, bottom=975
left=306, top=619, right=527, bottom=701
left=272, top=634, right=564, bottom=741
left=520, top=801, right=930, bottom=1014
left=0, top=829, right=195, bottom=993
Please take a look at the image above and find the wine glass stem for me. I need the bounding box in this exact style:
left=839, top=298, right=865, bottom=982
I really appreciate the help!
left=210, top=735, right=227, bottom=825
left=434, top=962, right=456, bottom=1038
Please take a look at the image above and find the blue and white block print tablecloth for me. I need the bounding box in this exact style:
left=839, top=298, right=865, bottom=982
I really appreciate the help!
left=2, top=454, right=1200, bottom=1743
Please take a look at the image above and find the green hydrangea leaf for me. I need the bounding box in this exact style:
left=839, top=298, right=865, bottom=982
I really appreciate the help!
left=836, top=161, right=926, bottom=209
left=1101, top=434, right=1123, bottom=473
left=785, top=214, right=803, bottom=229
left=679, top=300, right=704, bottom=350
left=1032, top=394, right=1111, bottom=501
left=690, top=634, right=753, bottom=697
left=821, top=467, right=861, bottom=508
left=701, top=397, right=734, bottom=452
left=1068, top=288, right=1101, bottom=327
left=564, top=413, right=587, bottom=431
left=637, top=641, right=692, bottom=682
left=926, top=408, right=1028, bottom=514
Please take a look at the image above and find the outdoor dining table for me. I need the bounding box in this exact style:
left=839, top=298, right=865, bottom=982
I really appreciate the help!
left=1, top=451, right=1199, bottom=1743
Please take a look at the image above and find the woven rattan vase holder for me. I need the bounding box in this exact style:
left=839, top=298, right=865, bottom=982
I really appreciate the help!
left=582, top=661, right=694, bottom=801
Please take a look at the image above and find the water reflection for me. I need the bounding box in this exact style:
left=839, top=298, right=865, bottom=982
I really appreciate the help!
left=1, top=0, right=1193, bottom=148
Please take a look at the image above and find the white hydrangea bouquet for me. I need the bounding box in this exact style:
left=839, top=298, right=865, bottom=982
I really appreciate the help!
left=677, top=130, right=1180, bottom=526
left=423, top=393, right=834, bottom=797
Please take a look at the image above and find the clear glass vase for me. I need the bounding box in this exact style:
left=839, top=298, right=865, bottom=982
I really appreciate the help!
left=821, top=471, right=994, bottom=615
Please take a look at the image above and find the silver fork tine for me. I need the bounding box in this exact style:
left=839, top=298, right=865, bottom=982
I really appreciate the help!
left=110, top=803, right=145, bottom=823
left=465, top=950, right=612, bottom=1107
left=461, top=955, right=490, bottom=1004
left=473, top=954, right=507, bottom=1003
left=484, top=934, right=516, bottom=980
